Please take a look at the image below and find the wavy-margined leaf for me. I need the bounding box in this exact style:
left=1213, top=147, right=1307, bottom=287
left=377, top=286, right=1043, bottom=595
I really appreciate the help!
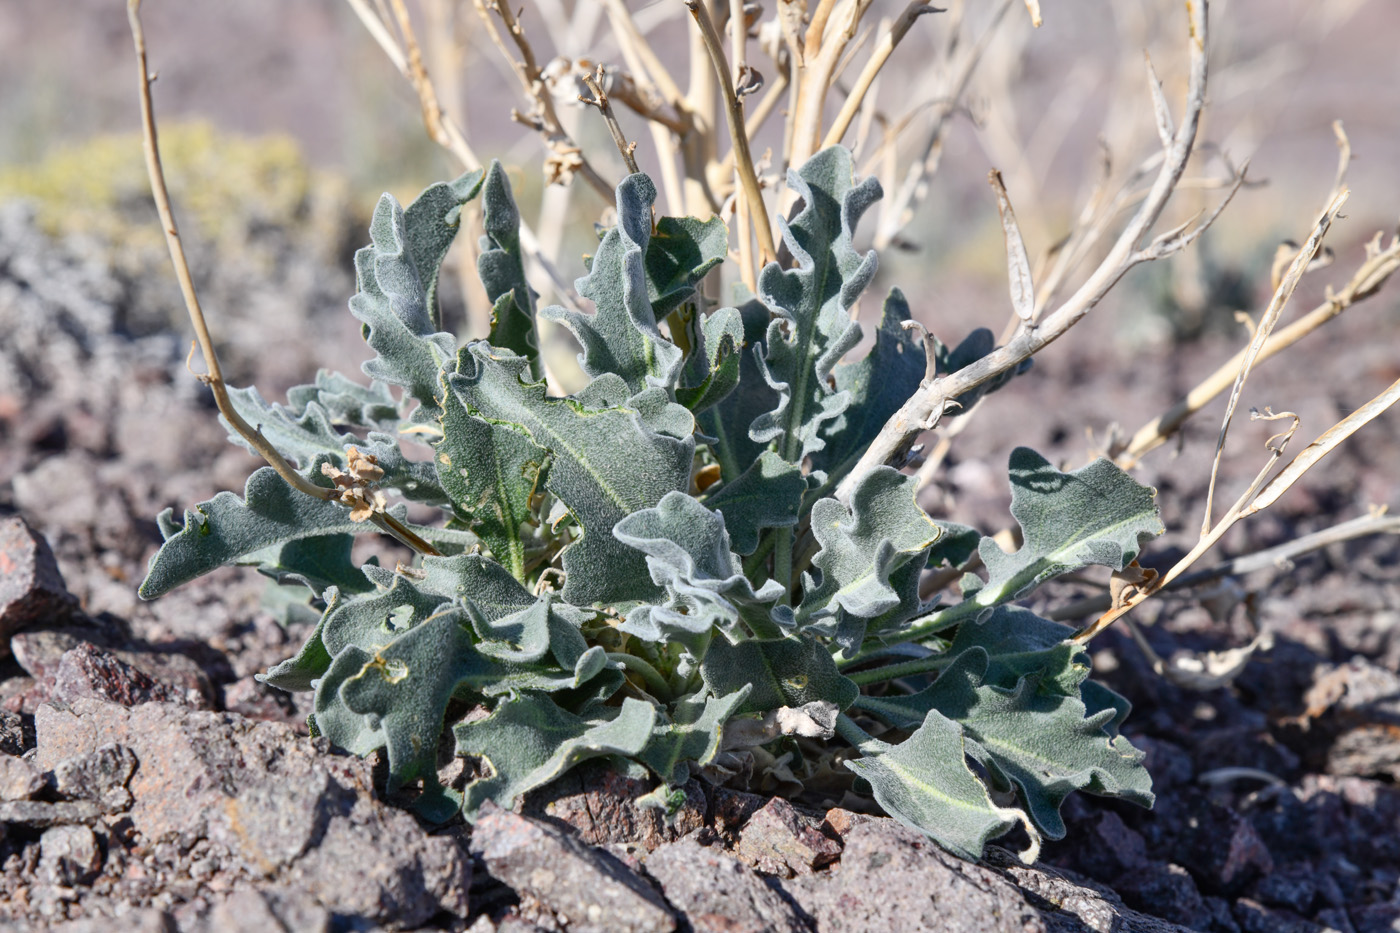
left=646, top=213, right=729, bottom=317
left=435, top=381, right=547, bottom=580
left=543, top=175, right=720, bottom=393
left=796, top=467, right=940, bottom=653
left=448, top=346, right=694, bottom=606
left=249, top=533, right=372, bottom=599
left=676, top=305, right=745, bottom=415
left=465, top=593, right=588, bottom=670
left=455, top=694, right=656, bottom=818
left=478, top=162, right=538, bottom=372
left=262, top=574, right=448, bottom=692
left=845, top=712, right=1018, bottom=861
left=751, top=148, right=880, bottom=465
left=858, top=647, right=1152, bottom=839
left=638, top=687, right=752, bottom=785
left=704, top=451, right=808, bottom=556
left=927, top=521, right=980, bottom=570
left=313, top=609, right=503, bottom=820
left=702, top=635, right=858, bottom=715
left=351, top=170, right=485, bottom=417
left=226, top=384, right=446, bottom=505
left=975, top=448, right=1162, bottom=612
left=286, top=370, right=400, bottom=434
left=809, top=288, right=924, bottom=489
left=699, top=299, right=780, bottom=482
left=613, top=491, right=785, bottom=649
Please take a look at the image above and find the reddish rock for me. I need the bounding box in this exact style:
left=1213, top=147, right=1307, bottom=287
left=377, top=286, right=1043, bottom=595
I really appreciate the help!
left=524, top=766, right=704, bottom=851
left=734, top=797, right=841, bottom=878
left=0, top=516, right=80, bottom=648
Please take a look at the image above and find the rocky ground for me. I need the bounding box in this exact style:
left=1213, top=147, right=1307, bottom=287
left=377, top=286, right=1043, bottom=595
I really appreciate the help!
left=1, top=154, right=1398, bottom=933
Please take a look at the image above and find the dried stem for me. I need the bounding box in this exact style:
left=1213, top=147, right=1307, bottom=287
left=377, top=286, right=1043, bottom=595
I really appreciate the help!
left=1116, top=230, right=1400, bottom=469
left=1199, top=189, right=1348, bottom=534
left=579, top=65, right=641, bottom=176
left=821, top=3, right=943, bottom=151
left=838, top=0, right=1212, bottom=502
left=128, top=0, right=438, bottom=557
left=686, top=0, right=777, bottom=265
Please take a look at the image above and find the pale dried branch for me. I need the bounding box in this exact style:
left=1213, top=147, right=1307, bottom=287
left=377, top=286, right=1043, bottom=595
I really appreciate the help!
left=838, top=0, right=1212, bottom=502
left=686, top=0, right=777, bottom=265
left=1050, top=510, right=1400, bottom=622
left=1116, top=229, right=1400, bottom=468
left=129, top=0, right=439, bottom=557
left=579, top=65, right=640, bottom=176
left=790, top=0, right=876, bottom=168
left=821, top=3, right=943, bottom=151
left=1200, top=189, right=1348, bottom=534
left=472, top=0, right=613, bottom=199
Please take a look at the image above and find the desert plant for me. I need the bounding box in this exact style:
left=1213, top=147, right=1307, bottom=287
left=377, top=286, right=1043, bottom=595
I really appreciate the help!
left=126, top=0, right=1400, bottom=864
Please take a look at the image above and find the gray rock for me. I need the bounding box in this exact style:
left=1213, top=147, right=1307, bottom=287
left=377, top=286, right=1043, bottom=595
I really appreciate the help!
left=28, top=698, right=470, bottom=929
left=0, top=798, right=103, bottom=826
left=0, top=515, right=80, bottom=648
left=471, top=803, right=676, bottom=933
left=180, top=887, right=332, bottom=933
left=49, top=742, right=136, bottom=811
left=11, top=630, right=212, bottom=711
left=646, top=833, right=813, bottom=933
left=0, top=753, right=43, bottom=801
left=785, top=819, right=1199, bottom=933
left=38, top=824, right=103, bottom=885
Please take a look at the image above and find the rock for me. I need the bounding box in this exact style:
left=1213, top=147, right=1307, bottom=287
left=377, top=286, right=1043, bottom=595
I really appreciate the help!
left=184, top=887, right=332, bottom=933
left=0, top=752, right=43, bottom=801
left=0, top=708, right=32, bottom=755
left=709, top=786, right=768, bottom=838
left=10, top=630, right=213, bottom=712
left=38, top=824, right=103, bottom=885
left=1233, top=898, right=1327, bottom=933
left=1073, top=810, right=1150, bottom=882
left=646, top=832, right=813, bottom=933
left=25, top=698, right=469, bottom=929
left=1112, top=863, right=1208, bottom=928
left=0, top=798, right=103, bottom=826
left=1293, top=659, right=1400, bottom=781
left=219, top=676, right=299, bottom=724
left=1253, top=862, right=1320, bottom=914
left=734, top=797, right=841, bottom=877
left=0, top=515, right=80, bottom=647
left=819, top=807, right=875, bottom=841
left=1168, top=796, right=1274, bottom=895
left=42, top=909, right=173, bottom=932
left=524, top=766, right=705, bottom=851
left=470, top=803, right=676, bottom=933
left=1349, top=904, right=1400, bottom=933
left=785, top=819, right=1198, bottom=933
left=49, top=742, right=136, bottom=811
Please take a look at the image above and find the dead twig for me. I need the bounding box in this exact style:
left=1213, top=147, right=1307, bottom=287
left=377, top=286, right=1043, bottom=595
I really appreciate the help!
left=579, top=64, right=641, bottom=176
left=128, top=0, right=438, bottom=557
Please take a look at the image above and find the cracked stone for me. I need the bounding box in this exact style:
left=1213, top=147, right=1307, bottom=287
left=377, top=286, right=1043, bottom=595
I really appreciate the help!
left=470, top=802, right=676, bottom=933
left=0, top=516, right=81, bottom=648
left=734, top=797, right=841, bottom=878
left=646, top=832, right=812, bottom=933
left=38, top=824, right=103, bottom=886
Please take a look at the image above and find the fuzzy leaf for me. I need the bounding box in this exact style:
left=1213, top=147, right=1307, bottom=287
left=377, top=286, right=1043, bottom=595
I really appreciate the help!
left=696, top=299, right=778, bottom=482
left=140, top=467, right=397, bottom=600
left=350, top=170, right=485, bottom=416
left=704, top=451, right=808, bottom=556
left=448, top=346, right=694, bottom=606
left=478, top=162, right=538, bottom=371
left=263, top=575, right=448, bottom=692
left=645, top=214, right=729, bottom=317
left=702, top=635, right=858, bottom=715
left=226, top=385, right=446, bottom=505
left=435, top=381, right=548, bottom=580
left=249, top=533, right=372, bottom=599
left=750, top=148, right=880, bottom=464
left=285, top=370, right=400, bottom=434
left=676, top=305, right=745, bottom=415
left=638, top=687, right=752, bottom=785
left=973, top=448, right=1163, bottom=610
left=927, top=521, right=980, bottom=570
left=314, top=609, right=502, bottom=820
left=542, top=175, right=690, bottom=393
left=613, top=491, right=785, bottom=648
left=846, top=712, right=1017, bottom=860
left=796, top=467, right=940, bottom=650
left=809, top=288, right=924, bottom=487
left=859, top=647, right=1153, bottom=839
left=455, top=694, right=656, bottom=817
